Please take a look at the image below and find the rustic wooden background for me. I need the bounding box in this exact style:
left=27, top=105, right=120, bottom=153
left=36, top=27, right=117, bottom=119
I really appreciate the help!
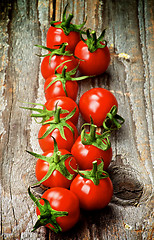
left=0, top=0, right=153, bottom=239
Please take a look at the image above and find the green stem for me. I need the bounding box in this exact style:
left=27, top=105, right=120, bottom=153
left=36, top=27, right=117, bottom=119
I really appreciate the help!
left=88, top=30, right=97, bottom=52
left=92, top=31, right=97, bottom=47
left=54, top=152, right=61, bottom=164
left=61, top=66, right=67, bottom=79
left=103, top=105, right=125, bottom=131
left=89, top=124, right=96, bottom=141
left=28, top=187, right=44, bottom=211
left=91, top=161, right=99, bottom=185
left=91, top=160, right=97, bottom=175
left=64, top=14, right=73, bottom=28
left=54, top=107, right=61, bottom=123
left=60, top=42, right=67, bottom=53
left=52, top=136, right=61, bottom=163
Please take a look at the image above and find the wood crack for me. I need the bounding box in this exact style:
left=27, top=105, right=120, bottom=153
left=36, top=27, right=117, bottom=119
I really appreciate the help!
left=137, top=0, right=154, bottom=165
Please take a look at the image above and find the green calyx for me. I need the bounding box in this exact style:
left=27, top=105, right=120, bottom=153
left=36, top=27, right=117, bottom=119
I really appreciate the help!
left=81, top=121, right=111, bottom=151
left=20, top=102, right=69, bottom=124
left=103, top=105, right=125, bottom=131
left=45, top=60, right=92, bottom=96
left=73, top=160, right=109, bottom=185
left=28, top=187, right=68, bottom=233
left=80, top=28, right=107, bottom=53
left=40, top=104, right=76, bottom=140
left=35, top=42, right=73, bottom=58
left=27, top=137, right=74, bottom=185
left=50, top=4, right=86, bottom=35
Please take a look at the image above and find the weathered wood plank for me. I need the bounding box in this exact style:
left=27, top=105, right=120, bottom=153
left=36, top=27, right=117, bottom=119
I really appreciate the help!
left=0, top=0, right=49, bottom=239
left=0, top=0, right=153, bottom=239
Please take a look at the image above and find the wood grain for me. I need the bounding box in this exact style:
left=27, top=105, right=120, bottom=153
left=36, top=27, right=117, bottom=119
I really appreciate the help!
left=0, top=0, right=153, bottom=239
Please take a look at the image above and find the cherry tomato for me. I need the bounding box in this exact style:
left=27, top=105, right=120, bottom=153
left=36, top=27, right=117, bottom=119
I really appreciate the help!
left=41, top=54, right=77, bottom=80
left=44, top=96, right=79, bottom=125
left=71, top=133, right=112, bottom=170
left=44, top=74, right=78, bottom=101
left=75, top=41, right=110, bottom=76
left=47, top=22, right=81, bottom=52
left=38, top=120, right=78, bottom=152
left=79, top=88, right=118, bottom=127
left=70, top=169, right=113, bottom=211
left=36, top=187, right=80, bottom=232
left=74, top=29, right=110, bottom=76
left=35, top=149, right=77, bottom=188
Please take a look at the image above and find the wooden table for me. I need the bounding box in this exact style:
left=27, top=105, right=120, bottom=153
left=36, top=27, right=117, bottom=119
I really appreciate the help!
left=0, top=0, right=153, bottom=239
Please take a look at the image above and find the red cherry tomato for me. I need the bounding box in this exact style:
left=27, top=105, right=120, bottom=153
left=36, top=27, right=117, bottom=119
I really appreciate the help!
left=44, top=75, right=78, bottom=101
left=44, top=96, right=79, bottom=125
left=35, top=149, right=77, bottom=188
left=74, top=41, right=110, bottom=76
left=36, top=187, right=80, bottom=232
left=46, top=22, right=81, bottom=52
left=38, top=120, right=78, bottom=152
left=70, top=172, right=113, bottom=211
left=41, top=55, right=77, bottom=80
left=79, top=88, right=118, bottom=127
left=71, top=133, right=112, bottom=170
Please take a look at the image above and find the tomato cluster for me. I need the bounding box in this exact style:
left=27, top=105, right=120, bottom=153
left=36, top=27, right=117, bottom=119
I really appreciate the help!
left=22, top=4, right=125, bottom=234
